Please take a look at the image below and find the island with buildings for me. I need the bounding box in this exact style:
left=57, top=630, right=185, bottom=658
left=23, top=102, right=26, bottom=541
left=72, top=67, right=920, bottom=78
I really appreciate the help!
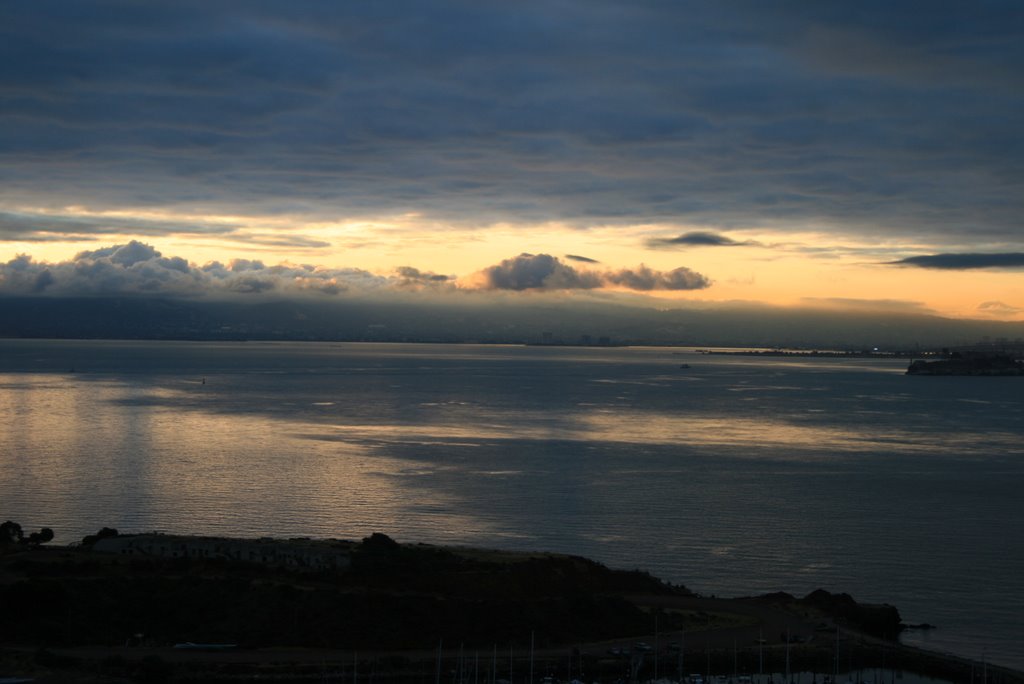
left=906, top=351, right=1024, bottom=376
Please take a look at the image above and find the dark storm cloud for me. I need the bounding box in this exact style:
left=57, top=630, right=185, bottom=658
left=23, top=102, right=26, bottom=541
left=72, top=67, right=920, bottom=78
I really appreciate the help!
left=475, top=253, right=710, bottom=292
left=646, top=232, right=758, bottom=248
left=890, top=253, right=1024, bottom=270
left=1, top=2, right=1022, bottom=244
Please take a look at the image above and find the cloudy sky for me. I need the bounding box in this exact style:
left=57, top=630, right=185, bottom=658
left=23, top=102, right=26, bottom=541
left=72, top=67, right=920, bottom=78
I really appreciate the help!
left=2, top=1, right=1023, bottom=322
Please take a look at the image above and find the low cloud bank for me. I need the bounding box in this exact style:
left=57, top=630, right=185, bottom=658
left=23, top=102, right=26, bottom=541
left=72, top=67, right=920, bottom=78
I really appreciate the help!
left=0, top=241, right=390, bottom=297
left=394, top=266, right=452, bottom=288
left=0, top=243, right=708, bottom=298
left=978, top=301, right=1023, bottom=317
left=800, top=297, right=935, bottom=315
left=646, top=232, right=758, bottom=248
left=473, top=253, right=710, bottom=291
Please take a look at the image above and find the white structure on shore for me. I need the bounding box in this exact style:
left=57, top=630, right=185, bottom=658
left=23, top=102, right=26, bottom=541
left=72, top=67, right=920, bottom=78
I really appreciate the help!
left=91, top=533, right=353, bottom=571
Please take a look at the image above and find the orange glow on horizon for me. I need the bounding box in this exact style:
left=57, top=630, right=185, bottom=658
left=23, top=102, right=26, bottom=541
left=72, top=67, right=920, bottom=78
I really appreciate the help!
left=0, top=207, right=1021, bottom=322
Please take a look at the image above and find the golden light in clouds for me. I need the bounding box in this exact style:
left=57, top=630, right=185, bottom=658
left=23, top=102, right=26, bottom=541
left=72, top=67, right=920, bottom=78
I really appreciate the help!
left=1, top=205, right=1021, bottom=321
left=3, top=2, right=1020, bottom=333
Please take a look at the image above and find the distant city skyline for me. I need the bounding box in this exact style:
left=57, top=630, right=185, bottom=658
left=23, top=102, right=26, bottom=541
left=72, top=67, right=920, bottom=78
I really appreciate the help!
left=2, top=2, right=1023, bottom=326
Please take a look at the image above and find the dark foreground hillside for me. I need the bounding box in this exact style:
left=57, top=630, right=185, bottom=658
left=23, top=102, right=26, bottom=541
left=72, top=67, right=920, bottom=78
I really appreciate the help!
left=1, top=529, right=1020, bottom=684
left=2, top=532, right=677, bottom=650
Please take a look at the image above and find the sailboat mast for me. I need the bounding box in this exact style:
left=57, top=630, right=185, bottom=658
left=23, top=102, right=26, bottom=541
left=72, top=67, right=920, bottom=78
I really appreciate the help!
left=436, top=640, right=443, bottom=684
left=529, top=631, right=535, bottom=684
left=834, top=626, right=840, bottom=681
left=785, top=629, right=791, bottom=683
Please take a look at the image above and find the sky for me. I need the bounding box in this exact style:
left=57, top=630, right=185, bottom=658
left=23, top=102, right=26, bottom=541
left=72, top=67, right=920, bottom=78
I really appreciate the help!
left=1, top=1, right=1023, bottom=328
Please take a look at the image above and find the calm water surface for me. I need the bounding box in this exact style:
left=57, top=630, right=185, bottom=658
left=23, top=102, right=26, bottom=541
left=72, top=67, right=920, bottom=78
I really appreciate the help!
left=1, top=340, right=1022, bottom=670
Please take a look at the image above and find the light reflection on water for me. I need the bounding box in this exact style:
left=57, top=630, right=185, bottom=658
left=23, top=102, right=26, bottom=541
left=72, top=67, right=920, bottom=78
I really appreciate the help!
left=1, top=340, right=1023, bottom=671
left=296, top=409, right=1019, bottom=458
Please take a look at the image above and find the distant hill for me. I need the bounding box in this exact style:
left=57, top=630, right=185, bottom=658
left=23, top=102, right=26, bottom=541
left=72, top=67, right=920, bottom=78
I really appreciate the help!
left=2, top=294, right=1023, bottom=349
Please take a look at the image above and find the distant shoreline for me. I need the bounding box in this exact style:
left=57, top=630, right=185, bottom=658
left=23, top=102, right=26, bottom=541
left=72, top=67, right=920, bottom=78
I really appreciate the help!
left=2, top=335, right=1019, bottom=359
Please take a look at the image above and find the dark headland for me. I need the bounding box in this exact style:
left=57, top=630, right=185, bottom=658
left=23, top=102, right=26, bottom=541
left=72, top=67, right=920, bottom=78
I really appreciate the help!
left=906, top=351, right=1024, bottom=376
left=1, top=527, right=1020, bottom=684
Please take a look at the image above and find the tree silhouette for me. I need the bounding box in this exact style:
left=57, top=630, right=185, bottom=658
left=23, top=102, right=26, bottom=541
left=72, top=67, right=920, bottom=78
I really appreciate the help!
left=0, top=520, right=23, bottom=545
left=81, top=527, right=119, bottom=546
left=25, top=527, right=54, bottom=546
left=0, top=521, right=55, bottom=547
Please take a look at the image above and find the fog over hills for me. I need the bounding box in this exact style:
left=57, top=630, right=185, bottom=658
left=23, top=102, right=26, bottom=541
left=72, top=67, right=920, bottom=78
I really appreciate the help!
left=2, top=241, right=1021, bottom=349
left=2, top=294, right=1021, bottom=350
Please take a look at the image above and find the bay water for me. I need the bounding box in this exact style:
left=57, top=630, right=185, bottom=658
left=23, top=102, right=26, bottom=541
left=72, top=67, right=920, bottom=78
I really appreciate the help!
left=1, top=340, right=1022, bottom=670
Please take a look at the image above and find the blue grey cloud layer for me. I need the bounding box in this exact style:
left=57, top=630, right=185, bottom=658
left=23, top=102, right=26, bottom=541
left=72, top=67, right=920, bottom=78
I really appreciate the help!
left=1, top=1, right=1022, bottom=243
left=892, top=252, right=1024, bottom=269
